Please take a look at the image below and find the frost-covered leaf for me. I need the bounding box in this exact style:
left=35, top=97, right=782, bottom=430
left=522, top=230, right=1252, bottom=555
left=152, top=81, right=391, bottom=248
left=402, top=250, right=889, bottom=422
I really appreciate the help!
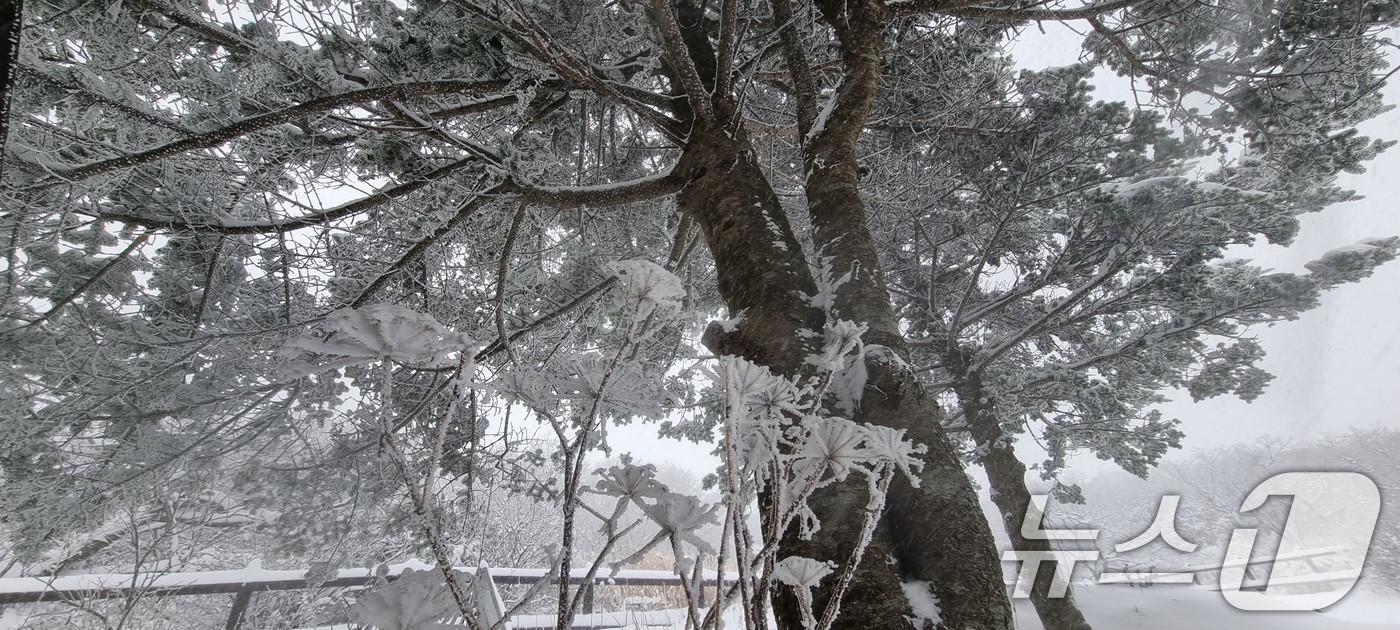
left=792, top=416, right=875, bottom=482
left=863, top=425, right=926, bottom=485
left=773, top=555, right=834, bottom=588
left=773, top=556, right=835, bottom=630
left=806, top=319, right=867, bottom=374
left=593, top=463, right=668, bottom=500
left=283, top=305, right=469, bottom=372
left=639, top=492, right=717, bottom=554
left=717, top=355, right=806, bottom=475
left=603, top=259, right=685, bottom=318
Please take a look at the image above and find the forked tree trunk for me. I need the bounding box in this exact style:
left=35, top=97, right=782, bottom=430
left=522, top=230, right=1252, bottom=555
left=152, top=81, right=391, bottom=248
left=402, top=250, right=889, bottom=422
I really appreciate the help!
left=662, top=0, right=1012, bottom=625
left=677, top=120, right=1013, bottom=627
left=951, top=359, right=1093, bottom=630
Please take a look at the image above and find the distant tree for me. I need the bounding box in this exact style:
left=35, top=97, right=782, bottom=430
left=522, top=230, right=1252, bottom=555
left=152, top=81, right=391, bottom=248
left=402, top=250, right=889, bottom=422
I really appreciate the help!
left=1065, top=429, right=1400, bottom=593
left=878, top=62, right=1396, bottom=627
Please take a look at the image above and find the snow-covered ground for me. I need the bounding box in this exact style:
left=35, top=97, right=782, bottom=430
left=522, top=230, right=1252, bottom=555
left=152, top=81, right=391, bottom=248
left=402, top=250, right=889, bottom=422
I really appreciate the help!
left=578, top=586, right=1400, bottom=629
left=1013, top=585, right=1400, bottom=629
left=489, top=585, right=1400, bottom=629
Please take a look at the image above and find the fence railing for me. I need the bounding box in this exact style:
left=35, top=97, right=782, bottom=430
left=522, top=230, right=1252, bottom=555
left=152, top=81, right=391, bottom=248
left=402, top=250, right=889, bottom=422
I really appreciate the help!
left=1098, top=545, right=1351, bottom=590
left=0, top=560, right=733, bottom=630
left=3, top=548, right=1354, bottom=628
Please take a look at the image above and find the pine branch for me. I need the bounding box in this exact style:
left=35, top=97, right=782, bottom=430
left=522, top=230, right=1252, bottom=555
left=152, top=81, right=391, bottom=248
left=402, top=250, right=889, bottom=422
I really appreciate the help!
left=351, top=180, right=504, bottom=307
left=509, top=170, right=684, bottom=209
left=88, top=157, right=483, bottom=234
left=3, top=231, right=152, bottom=333
left=37, top=80, right=509, bottom=188
left=889, top=0, right=1143, bottom=21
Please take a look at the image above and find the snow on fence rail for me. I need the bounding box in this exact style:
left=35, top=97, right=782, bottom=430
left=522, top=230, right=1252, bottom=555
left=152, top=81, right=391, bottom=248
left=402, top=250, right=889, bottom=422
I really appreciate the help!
left=1097, top=545, right=1350, bottom=590
left=0, top=560, right=733, bottom=604
left=2, top=545, right=1343, bottom=605
left=0, top=561, right=736, bottom=630
left=2, top=548, right=1349, bottom=628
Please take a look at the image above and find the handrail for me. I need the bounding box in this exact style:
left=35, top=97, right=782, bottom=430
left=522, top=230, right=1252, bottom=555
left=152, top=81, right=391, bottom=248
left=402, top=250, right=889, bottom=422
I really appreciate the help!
left=0, top=561, right=736, bottom=605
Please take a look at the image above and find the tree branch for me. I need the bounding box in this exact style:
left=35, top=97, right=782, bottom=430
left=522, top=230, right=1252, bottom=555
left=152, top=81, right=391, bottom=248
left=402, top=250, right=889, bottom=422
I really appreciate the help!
left=772, top=0, right=819, bottom=137
left=650, top=0, right=716, bottom=125
left=714, top=0, right=741, bottom=97
left=494, top=200, right=529, bottom=365
left=944, top=0, right=1143, bottom=21
left=509, top=170, right=684, bottom=209
left=1086, top=16, right=1242, bottom=109
left=476, top=277, right=618, bottom=363
left=38, top=80, right=509, bottom=187
left=888, top=0, right=1143, bottom=21
left=3, top=231, right=151, bottom=333
left=127, top=0, right=254, bottom=55
left=86, top=157, right=482, bottom=234
left=451, top=0, right=687, bottom=142
left=972, top=251, right=1126, bottom=372
left=17, top=64, right=191, bottom=135
left=351, top=181, right=505, bottom=307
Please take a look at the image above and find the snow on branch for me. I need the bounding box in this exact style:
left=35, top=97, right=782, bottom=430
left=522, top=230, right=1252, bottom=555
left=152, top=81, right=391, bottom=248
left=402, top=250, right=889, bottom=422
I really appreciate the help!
left=86, top=157, right=484, bottom=234
left=511, top=170, right=684, bottom=209
left=929, top=0, right=1145, bottom=22
left=38, top=80, right=512, bottom=188
left=1304, top=237, right=1400, bottom=285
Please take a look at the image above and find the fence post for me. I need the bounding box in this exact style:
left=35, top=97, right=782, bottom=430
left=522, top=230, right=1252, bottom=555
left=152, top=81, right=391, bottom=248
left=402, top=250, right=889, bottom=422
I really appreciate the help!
left=224, top=588, right=254, bottom=630
left=472, top=564, right=510, bottom=629
left=581, top=580, right=595, bottom=615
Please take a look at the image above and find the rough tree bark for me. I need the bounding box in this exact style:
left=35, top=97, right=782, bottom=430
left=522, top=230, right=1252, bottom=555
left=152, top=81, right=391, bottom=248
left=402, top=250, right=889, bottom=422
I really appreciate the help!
left=669, top=0, right=1014, bottom=625
left=681, top=118, right=1013, bottom=630
left=949, top=350, right=1093, bottom=630
left=794, top=1, right=1014, bottom=627
left=1, top=0, right=22, bottom=164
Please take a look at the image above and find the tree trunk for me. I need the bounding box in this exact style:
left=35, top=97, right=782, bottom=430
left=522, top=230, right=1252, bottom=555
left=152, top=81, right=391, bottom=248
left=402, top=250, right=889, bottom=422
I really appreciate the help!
left=666, top=1, right=1012, bottom=625
left=677, top=123, right=1012, bottom=630
left=797, top=121, right=1015, bottom=630
left=1, top=0, right=23, bottom=164
left=791, top=1, right=1015, bottom=626
left=952, top=361, right=1093, bottom=630
left=677, top=128, right=914, bottom=628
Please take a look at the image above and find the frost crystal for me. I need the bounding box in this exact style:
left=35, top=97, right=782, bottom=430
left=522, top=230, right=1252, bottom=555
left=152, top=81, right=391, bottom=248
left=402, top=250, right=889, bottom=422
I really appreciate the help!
left=640, top=492, right=718, bottom=554
left=774, top=556, right=836, bottom=629
left=900, top=580, right=943, bottom=629
left=864, top=425, right=927, bottom=486
left=720, top=356, right=803, bottom=416
left=807, top=257, right=854, bottom=314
